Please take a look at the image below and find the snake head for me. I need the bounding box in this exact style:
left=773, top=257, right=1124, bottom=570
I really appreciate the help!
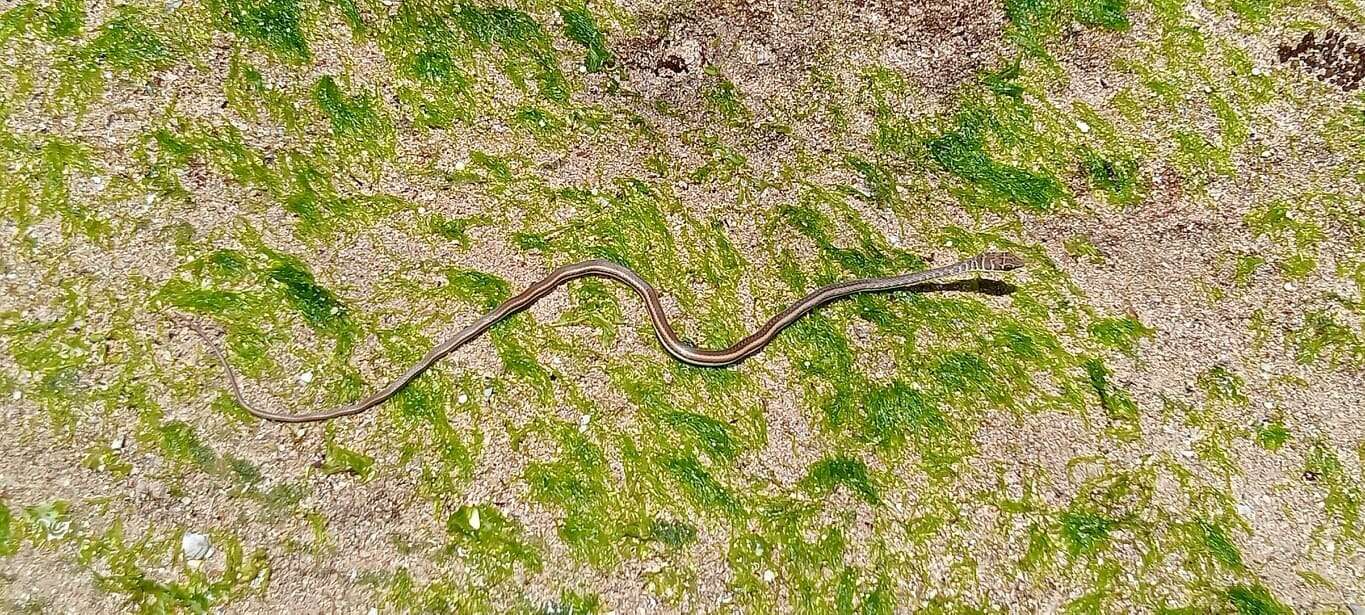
left=978, top=251, right=1026, bottom=271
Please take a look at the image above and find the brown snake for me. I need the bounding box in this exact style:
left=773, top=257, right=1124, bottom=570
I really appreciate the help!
left=187, top=251, right=1025, bottom=423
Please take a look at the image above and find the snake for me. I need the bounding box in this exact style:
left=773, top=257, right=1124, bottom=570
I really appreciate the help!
left=186, top=251, right=1025, bottom=423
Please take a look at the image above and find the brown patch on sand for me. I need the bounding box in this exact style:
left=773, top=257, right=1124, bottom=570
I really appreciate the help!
left=618, top=0, right=1006, bottom=108
left=1278, top=30, right=1365, bottom=91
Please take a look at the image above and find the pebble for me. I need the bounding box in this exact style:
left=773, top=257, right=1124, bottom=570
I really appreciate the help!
left=298, top=371, right=314, bottom=384
left=762, top=569, right=776, bottom=583
left=457, top=393, right=468, bottom=404
left=181, top=533, right=212, bottom=560
left=1076, top=120, right=1091, bottom=134
left=467, top=507, right=480, bottom=531
left=111, top=434, right=126, bottom=450
left=10, top=390, right=20, bottom=401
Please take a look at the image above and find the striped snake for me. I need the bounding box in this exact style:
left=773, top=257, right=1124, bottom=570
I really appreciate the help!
left=187, top=251, right=1025, bottom=423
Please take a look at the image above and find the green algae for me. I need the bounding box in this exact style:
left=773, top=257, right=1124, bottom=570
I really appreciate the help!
left=704, top=74, right=752, bottom=126
left=0, top=503, right=14, bottom=556
left=0, top=131, right=107, bottom=242
left=1253, top=418, right=1289, bottom=451
left=661, top=454, right=742, bottom=518
left=312, top=75, right=395, bottom=160
left=212, top=0, right=310, bottom=62
left=42, top=0, right=83, bottom=39
left=1084, top=359, right=1142, bottom=442
left=319, top=441, right=375, bottom=479
left=1224, top=583, right=1291, bottom=615
left=524, top=425, right=629, bottom=567
left=642, top=518, right=696, bottom=550
left=802, top=456, right=881, bottom=505
left=1060, top=510, right=1117, bottom=555
left=449, top=2, right=567, bottom=101
left=928, top=118, right=1064, bottom=214
left=558, top=3, right=612, bottom=73
left=1289, top=309, right=1364, bottom=368
left=446, top=505, right=543, bottom=584
left=279, top=153, right=407, bottom=241
left=1007, top=0, right=1131, bottom=57
left=1, top=499, right=270, bottom=611
left=1303, top=442, right=1364, bottom=550
left=55, top=7, right=179, bottom=109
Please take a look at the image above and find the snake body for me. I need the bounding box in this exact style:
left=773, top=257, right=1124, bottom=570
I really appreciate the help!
left=189, top=251, right=1024, bottom=423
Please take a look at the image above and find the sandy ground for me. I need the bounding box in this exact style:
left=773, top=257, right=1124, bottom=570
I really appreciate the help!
left=2, top=0, right=1364, bottom=612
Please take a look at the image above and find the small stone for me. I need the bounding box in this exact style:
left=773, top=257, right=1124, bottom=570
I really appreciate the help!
left=762, top=569, right=776, bottom=583
left=298, top=371, right=314, bottom=384
left=1251, top=66, right=1263, bottom=76
left=482, top=386, right=493, bottom=400
left=10, top=390, right=20, bottom=401
left=1076, top=120, right=1091, bottom=134
left=181, top=533, right=211, bottom=560
left=1283, top=282, right=1296, bottom=292
left=454, top=159, right=467, bottom=171
left=457, top=393, right=468, bottom=404
left=468, top=507, right=480, bottom=531
left=369, top=609, right=379, bottom=615
left=111, top=434, right=126, bottom=450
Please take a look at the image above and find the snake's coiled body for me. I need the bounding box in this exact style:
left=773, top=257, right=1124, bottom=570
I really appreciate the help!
left=188, top=252, right=1025, bottom=423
